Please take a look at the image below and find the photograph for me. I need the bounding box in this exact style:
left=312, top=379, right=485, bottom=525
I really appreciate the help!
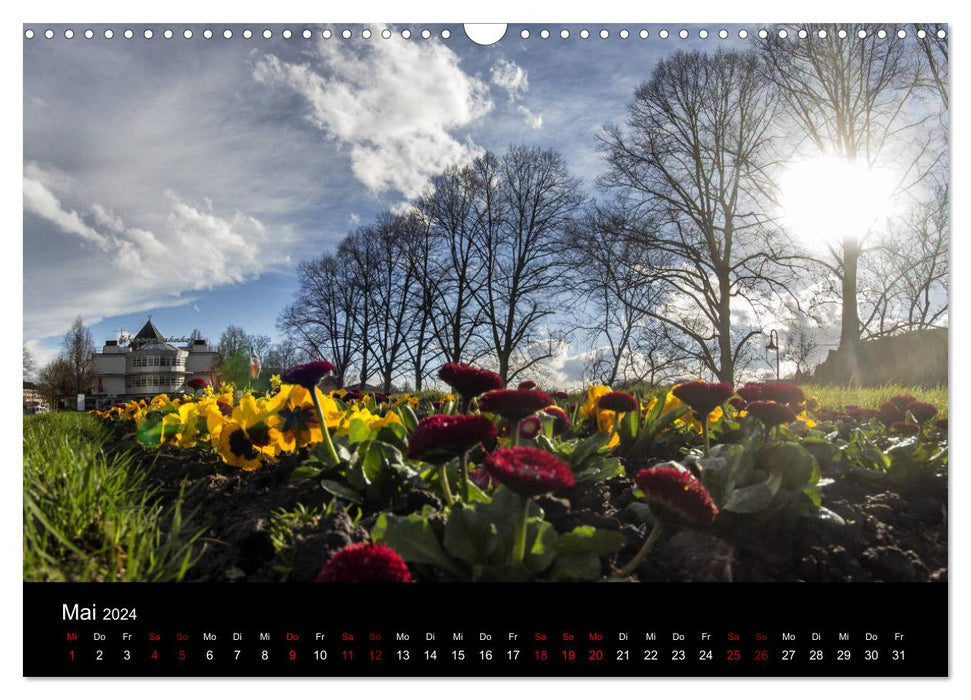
left=23, top=23, right=948, bottom=592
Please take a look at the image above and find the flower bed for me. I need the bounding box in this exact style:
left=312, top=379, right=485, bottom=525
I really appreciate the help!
left=88, top=366, right=948, bottom=583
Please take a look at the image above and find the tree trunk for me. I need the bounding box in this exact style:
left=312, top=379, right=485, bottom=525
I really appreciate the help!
left=840, top=237, right=862, bottom=386
left=716, top=271, right=735, bottom=384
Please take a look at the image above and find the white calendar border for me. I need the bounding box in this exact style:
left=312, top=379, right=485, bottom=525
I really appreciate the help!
left=4, top=0, right=964, bottom=698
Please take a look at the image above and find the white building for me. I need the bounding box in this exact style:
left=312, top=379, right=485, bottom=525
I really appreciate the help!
left=91, top=320, right=220, bottom=405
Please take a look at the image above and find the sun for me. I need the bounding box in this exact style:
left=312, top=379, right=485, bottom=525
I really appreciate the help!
left=778, top=156, right=898, bottom=248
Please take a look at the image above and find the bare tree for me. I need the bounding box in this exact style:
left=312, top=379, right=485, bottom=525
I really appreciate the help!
left=397, top=209, right=443, bottom=390
left=23, top=344, right=36, bottom=382
left=567, top=207, right=675, bottom=386
left=365, top=213, right=423, bottom=392
left=248, top=334, right=273, bottom=362
left=278, top=253, right=360, bottom=386
left=859, top=184, right=949, bottom=337
left=416, top=164, right=490, bottom=365
left=758, top=25, right=939, bottom=360
left=337, top=230, right=377, bottom=387
left=913, top=23, right=948, bottom=110
left=598, top=50, right=786, bottom=384
left=476, top=146, right=583, bottom=382
left=217, top=325, right=250, bottom=359
left=62, top=316, right=95, bottom=394
left=37, top=356, right=73, bottom=408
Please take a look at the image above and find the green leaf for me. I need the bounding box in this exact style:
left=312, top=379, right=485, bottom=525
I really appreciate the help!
left=347, top=417, right=372, bottom=444
left=816, top=506, right=846, bottom=525
left=550, top=553, right=603, bottom=581
left=568, top=432, right=611, bottom=465
left=319, top=478, right=363, bottom=504
left=397, top=405, right=419, bottom=433
left=360, top=441, right=387, bottom=484
left=443, top=503, right=498, bottom=568
left=556, top=526, right=626, bottom=556
left=289, top=465, right=322, bottom=481
left=762, top=442, right=819, bottom=491
left=619, top=408, right=639, bottom=443
left=723, top=472, right=783, bottom=513
left=524, top=519, right=558, bottom=574
left=371, top=513, right=464, bottom=578
left=375, top=421, right=408, bottom=447
left=136, top=414, right=164, bottom=447
left=645, top=392, right=666, bottom=424
left=646, top=406, right=690, bottom=438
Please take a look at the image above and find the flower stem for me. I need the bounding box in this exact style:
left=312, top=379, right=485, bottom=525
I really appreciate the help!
left=702, top=419, right=711, bottom=457
left=460, top=450, right=471, bottom=503
left=511, top=493, right=530, bottom=564
left=615, top=519, right=664, bottom=577
left=512, top=419, right=521, bottom=446
left=310, top=388, right=340, bottom=466
left=438, top=463, right=455, bottom=507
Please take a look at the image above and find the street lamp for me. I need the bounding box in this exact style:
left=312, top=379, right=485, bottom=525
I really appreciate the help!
left=766, top=330, right=780, bottom=381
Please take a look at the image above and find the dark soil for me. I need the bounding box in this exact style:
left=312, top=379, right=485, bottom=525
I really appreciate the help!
left=108, top=422, right=947, bottom=583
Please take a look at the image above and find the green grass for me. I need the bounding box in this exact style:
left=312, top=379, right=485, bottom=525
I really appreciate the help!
left=802, top=383, right=948, bottom=413
left=23, top=412, right=203, bottom=582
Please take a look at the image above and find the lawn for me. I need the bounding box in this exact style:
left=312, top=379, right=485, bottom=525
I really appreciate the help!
left=23, top=412, right=201, bottom=582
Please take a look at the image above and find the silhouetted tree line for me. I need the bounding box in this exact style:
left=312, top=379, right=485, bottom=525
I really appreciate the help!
left=270, top=25, right=949, bottom=388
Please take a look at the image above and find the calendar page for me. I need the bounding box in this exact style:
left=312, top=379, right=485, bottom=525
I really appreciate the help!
left=22, top=21, right=948, bottom=678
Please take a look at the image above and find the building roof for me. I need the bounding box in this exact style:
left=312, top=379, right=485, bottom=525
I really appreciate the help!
left=130, top=319, right=183, bottom=353
left=133, top=319, right=165, bottom=343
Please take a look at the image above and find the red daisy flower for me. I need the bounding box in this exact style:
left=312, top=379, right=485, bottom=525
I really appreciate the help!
left=848, top=407, right=877, bottom=422
left=314, top=543, right=412, bottom=583
left=876, top=402, right=905, bottom=426
left=186, top=377, right=208, bottom=391
left=889, top=394, right=917, bottom=411
left=671, top=381, right=734, bottom=417
left=518, top=415, right=543, bottom=440
left=517, top=380, right=537, bottom=390
left=814, top=409, right=838, bottom=421
left=478, top=389, right=553, bottom=421
left=891, top=421, right=920, bottom=436
left=552, top=390, right=570, bottom=400
left=597, top=391, right=639, bottom=413
left=758, top=382, right=805, bottom=405
left=542, top=406, right=571, bottom=435
left=736, top=383, right=764, bottom=403
left=934, top=418, right=948, bottom=431
left=438, top=362, right=504, bottom=401
left=745, top=401, right=797, bottom=429
left=729, top=396, right=748, bottom=411
left=905, top=401, right=938, bottom=425
left=282, top=360, right=335, bottom=390
left=407, top=414, right=498, bottom=463
left=634, top=466, right=718, bottom=527
left=483, top=446, right=575, bottom=496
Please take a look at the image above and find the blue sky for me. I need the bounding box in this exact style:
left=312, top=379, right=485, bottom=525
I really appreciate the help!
left=24, top=24, right=747, bottom=366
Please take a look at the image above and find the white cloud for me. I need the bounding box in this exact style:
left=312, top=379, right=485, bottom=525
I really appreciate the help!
left=23, top=164, right=275, bottom=342
left=23, top=176, right=110, bottom=250
left=489, top=58, right=542, bottom=130
left=517, top=105, right=544, bottom=130
left=253, top=28, right=493, bottom=198
left=490, top=58, right=529, bottom=102
left=91, top=203, right=126, bottom=232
